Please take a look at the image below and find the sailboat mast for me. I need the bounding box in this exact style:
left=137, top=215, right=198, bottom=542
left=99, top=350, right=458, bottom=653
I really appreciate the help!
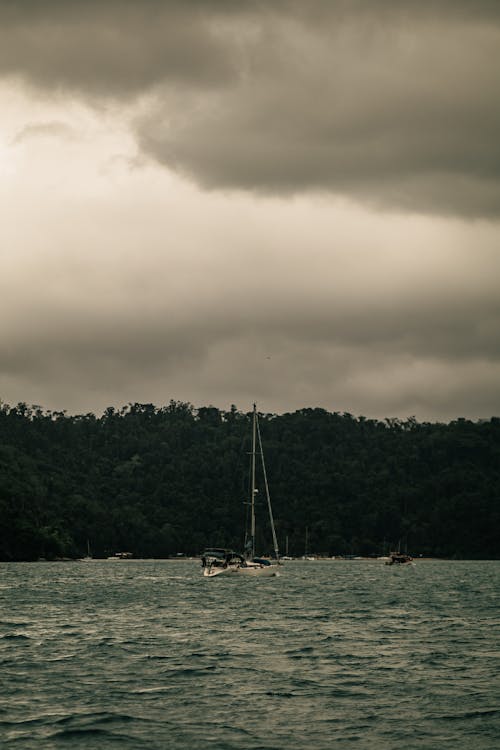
left=250, top=403, right=257, bottom=559
left=255, top=409, right=280, bottom=562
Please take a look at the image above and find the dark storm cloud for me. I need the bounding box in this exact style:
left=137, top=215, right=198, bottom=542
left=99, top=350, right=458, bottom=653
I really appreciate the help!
left=0, top=0, right=241, bottom=93
left=1, top=224, right=499, bottom=420
left=2, top=301, right=499, bottom=421
left=1, top=1, right=499, bottom=216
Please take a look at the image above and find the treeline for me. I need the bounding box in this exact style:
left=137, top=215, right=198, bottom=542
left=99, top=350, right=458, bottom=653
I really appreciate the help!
left=0, top=401, right=499, bottom=561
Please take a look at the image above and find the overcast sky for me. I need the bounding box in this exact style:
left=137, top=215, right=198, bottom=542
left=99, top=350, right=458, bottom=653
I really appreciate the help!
left=1, top=0, right=499, bottom=421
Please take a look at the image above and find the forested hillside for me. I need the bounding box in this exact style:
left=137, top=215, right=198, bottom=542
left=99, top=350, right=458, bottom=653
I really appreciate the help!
left=0, top=401, right=498, bottom=561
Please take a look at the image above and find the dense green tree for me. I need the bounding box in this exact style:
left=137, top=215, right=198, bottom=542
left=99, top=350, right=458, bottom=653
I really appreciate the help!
left=0, top=401, right=498, bottom=560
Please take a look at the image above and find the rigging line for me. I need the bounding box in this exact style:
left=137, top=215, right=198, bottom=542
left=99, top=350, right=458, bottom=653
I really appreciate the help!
left=255, top=409, right=280, bottom=562
left=250, top=403, right=257, bottom=559
left=243, top=447, right=252, bottom=551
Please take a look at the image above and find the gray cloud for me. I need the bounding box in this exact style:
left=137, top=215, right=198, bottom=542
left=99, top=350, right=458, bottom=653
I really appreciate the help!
left=2, top=308, right=499, bottom=422
left=1, top=207, right=499, bottom=421
left=1, top=1, right=499, bottom=216
left=12, top=121, right=76, bottom=144
left=0, top=1, right=240, bottom=93
left=137, top=11, right=500, bottom=217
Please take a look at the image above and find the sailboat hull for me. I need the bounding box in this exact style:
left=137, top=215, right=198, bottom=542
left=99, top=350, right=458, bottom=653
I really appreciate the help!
left=203, top=562, right=281, bottom=578
left=234, top=564, right=280, bottom=577
left=203, top=565, right=239, bottom=578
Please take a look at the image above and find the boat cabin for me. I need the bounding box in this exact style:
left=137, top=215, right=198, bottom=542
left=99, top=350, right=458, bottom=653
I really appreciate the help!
left=386, top=552, right=413, bottom=565
left=201, top=548, right=245, bottom=570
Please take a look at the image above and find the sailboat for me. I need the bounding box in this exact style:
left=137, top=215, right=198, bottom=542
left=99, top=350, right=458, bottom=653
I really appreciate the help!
left=302, top=526, right=316, bottom=560
left=385, top=539, right=414, bottom=566
left=201, top=404, right=281, bottom=578
left=282, top=534, right=293, bottom=560
left=79, top=540, right=94, bottom=562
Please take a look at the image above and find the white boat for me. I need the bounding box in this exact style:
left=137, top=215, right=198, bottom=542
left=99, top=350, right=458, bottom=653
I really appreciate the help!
left=385, top=551, right=414, bottom=566
left=201, top=404, right=281, bottom=578
left=201, top=548, right=278, bottom=577
left=107, top=551, right=133, bottom=560
left=384, top=539, right=414, bottom=566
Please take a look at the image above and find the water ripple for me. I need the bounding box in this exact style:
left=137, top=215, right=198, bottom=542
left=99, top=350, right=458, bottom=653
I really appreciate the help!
left=0, top=560, right=499, bottom=750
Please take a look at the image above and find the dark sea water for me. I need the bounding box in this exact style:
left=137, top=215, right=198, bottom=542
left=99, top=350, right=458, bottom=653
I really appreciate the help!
left=1, top=559, right=498, bottom=750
